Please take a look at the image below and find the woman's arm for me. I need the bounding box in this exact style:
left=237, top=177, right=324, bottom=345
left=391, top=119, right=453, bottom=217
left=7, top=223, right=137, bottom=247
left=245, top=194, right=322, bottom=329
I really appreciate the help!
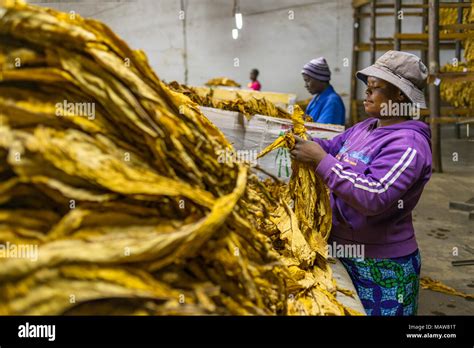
left=291, top=135, right=428, bottom=216
left=309, top=125, right=354, bottom=156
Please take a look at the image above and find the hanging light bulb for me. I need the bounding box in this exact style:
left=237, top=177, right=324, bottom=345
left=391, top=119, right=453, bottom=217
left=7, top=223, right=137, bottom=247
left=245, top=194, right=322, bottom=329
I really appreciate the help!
left=235, top=12, right=243, bottom=29
left=232, top=28, right=238, bottom=40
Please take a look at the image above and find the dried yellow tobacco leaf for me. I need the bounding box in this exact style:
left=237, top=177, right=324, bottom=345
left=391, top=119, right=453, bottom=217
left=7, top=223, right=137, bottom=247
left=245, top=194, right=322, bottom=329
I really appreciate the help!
left=205, top=77, right=241, bottom=88
left=0, top=0, right=356, bottom=316
left=258, top=105, right=332, bottom=245
left=168, top=81, right=298, bottom=120
left=439, top=4, right=473, bottom=108
left=420, top=277, right=474, bottom=300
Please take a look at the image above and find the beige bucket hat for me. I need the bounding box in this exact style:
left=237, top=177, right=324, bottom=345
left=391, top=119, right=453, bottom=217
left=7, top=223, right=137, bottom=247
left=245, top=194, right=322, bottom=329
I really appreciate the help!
left=356, top=51, right=428, bottom=109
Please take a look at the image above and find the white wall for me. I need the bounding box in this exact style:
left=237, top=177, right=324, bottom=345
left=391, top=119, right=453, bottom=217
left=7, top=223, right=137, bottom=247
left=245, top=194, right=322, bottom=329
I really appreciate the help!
left=31, top=0, right=459, bottom=122
left=31, top=0, right=353, bottom=108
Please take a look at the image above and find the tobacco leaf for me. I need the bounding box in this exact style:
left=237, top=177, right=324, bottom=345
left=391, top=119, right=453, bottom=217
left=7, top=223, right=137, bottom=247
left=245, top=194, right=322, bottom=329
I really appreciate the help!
left=0, top=0, right=357, bottom=316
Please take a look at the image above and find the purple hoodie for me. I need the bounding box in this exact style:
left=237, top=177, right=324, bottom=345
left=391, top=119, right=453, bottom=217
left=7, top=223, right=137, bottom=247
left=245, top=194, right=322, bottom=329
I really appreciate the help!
left=312, top=117, right=432, bottom=258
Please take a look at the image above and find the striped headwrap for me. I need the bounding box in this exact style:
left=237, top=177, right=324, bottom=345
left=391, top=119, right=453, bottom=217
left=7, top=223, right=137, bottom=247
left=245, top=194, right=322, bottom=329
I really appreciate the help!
left=302, top=57, right=331, bottom=82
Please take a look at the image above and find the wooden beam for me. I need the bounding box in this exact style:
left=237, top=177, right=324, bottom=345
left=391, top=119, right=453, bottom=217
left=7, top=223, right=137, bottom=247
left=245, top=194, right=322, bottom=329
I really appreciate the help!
left=455, top=0, right=463, bottom=60
left=438, top=72, right=474, bottom=83
left=370, top=0, right=376, bottom=63
left=350, top=6, right=361, bottom=126
left=421, top=0, right=429, bottom=72
left=373, top=37, right=396, bottom=41
left=440, top=23, right=474, bottom=30
left=352, top=0, right=370, bottom=8
left=376, top=2, right=472, bottom=9
left=429, top=0, right=442, bottom=172
left=394, top=32, right=473, bottom=40
left=438, top=108, right=474, bottom=116
left=422, top=108, right=474, bottom=117
left=355, top=42, right=456, bottom=51
left=376, top=3, right=413, bottom=8
left=394, top=0, right=402, bottom=50
left=358, top=12, right=425, bottom=17
left=425, top=117, right=474, bottom=124
left=439, top=108, right=474, bottom=116
left=439, top=2, right=472, bottom=8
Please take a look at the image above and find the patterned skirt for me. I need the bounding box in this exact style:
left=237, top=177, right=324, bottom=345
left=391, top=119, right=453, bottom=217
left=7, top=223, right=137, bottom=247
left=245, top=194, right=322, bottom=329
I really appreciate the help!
left=340, top=249, right=421, bottom=316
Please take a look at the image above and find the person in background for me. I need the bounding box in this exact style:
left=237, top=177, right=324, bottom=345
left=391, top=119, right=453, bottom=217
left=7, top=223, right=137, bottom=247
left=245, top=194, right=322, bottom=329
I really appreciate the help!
left=248, top=69, right=261, bottom=91
left=291, top=51, right=432, bottom=316
left=302, top=57, right=345, bottom=125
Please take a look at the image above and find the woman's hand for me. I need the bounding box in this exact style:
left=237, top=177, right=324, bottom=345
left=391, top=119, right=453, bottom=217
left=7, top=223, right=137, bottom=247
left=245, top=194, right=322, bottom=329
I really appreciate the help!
left=290, top=135, right=327, bottom=167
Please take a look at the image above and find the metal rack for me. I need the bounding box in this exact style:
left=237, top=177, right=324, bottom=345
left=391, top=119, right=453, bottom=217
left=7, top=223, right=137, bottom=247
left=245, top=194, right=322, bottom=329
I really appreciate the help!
left=350, top=0, right=474, bottom=172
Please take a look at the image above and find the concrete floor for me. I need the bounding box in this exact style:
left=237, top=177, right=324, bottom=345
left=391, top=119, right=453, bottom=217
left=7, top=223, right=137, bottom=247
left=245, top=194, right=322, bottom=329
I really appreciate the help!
left=415, top=125, right=474, bottom=315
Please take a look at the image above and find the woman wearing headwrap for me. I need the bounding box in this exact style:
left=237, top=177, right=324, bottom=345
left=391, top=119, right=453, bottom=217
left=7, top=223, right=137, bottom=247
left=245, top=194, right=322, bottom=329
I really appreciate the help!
left=292, top=51, right=432, bottom=316
left=302, top=57, right=345, bottom=125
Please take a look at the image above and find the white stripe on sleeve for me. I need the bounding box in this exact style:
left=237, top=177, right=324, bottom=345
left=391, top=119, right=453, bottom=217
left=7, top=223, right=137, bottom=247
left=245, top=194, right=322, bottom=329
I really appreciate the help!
left=330, top=149, right=417, bottom=194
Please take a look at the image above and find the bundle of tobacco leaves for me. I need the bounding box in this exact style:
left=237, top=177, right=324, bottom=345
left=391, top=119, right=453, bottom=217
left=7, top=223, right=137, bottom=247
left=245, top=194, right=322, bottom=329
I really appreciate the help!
left=212, top=95, right=294, bottom=120
left=258, top=106, right=332, bottom=248
left=440, top=62, right=474, bottom=108
left=167, top=81, right=302, bottom=121
left=0, top=0, right=358, bottom=315
left=295, top=97, right=312, bottom=112
left=167, top=81, right=212, bottom=106
left=205, top=77, right=241, bottom=88
left=439, top=4, right=474, bottom=109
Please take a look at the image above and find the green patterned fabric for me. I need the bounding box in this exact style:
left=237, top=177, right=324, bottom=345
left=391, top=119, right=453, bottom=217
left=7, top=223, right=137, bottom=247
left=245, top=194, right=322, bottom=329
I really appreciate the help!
left=340, top=249, right=421, bottom=316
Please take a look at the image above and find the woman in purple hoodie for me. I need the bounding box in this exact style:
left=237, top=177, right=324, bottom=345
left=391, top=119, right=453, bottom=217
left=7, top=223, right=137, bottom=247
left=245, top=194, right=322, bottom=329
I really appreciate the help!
left=291, top=51, right=432, bottom=316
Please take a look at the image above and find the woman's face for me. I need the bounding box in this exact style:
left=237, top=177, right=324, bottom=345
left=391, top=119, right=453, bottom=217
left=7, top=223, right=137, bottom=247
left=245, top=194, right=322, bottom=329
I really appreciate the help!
left=302, top=73, right=326, bottom=95
left=363, top=76, right=404, bottom=118
left=250, top=70, right=258, bottom=81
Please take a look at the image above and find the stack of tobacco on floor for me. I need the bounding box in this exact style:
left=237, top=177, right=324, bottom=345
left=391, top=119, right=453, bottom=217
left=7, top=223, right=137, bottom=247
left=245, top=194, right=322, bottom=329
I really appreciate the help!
left=0, top=0, right=358, bottom=315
